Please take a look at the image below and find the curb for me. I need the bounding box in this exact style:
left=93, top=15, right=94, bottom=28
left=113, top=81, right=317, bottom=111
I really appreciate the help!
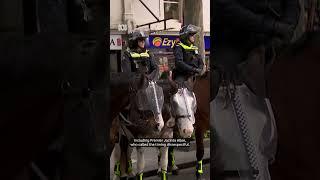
left=143, top=139, right=210, bottom=177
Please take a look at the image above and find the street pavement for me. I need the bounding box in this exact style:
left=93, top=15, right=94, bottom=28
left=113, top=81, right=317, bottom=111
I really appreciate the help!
left=145, top=164, right=210, bottom=180
left=110, top=139, right=210, bottom=179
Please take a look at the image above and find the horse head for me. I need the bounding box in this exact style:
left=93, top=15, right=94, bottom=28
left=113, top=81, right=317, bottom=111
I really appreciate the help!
left=129, top=70, right=165, bottom=132
left=171, top=86, right=197, bottom=138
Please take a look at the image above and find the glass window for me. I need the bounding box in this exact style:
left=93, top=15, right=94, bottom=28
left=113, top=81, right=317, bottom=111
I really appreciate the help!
left=164, top=0, right=180, bottom=20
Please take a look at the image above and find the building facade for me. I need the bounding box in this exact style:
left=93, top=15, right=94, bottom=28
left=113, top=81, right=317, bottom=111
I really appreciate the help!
left=109, top=0, right=210, bottom=73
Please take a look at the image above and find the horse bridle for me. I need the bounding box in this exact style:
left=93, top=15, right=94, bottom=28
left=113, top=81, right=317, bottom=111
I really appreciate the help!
left=171, top=83, right=195, bottom=122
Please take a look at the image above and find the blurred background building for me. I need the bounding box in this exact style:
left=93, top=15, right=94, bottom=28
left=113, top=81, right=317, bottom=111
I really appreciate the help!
left=109, top=0, right=210, bottom=74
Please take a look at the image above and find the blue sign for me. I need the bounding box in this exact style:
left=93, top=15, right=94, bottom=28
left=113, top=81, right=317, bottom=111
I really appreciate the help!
left=148, top=35, right=210, bottom=50
left=204, top=36, right=210, bottom=50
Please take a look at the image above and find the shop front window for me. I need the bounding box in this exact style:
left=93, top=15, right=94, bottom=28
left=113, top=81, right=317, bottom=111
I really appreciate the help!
left=164, top=0, right=180, bottom=20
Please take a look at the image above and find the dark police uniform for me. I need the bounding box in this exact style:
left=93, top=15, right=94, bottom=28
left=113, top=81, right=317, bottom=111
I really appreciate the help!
left=173, top=42, right=204, bottom=82
left=121, top=49, right=158, bottom=74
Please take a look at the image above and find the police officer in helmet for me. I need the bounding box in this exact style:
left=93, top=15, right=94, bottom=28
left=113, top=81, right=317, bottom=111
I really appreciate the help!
left=122, top=30, right=158, bottom=75
left=167, top=24, right=204, bottom=175
left=118, top=30, right=159, bottom=179
left=173, top=24, right=204, bottom=83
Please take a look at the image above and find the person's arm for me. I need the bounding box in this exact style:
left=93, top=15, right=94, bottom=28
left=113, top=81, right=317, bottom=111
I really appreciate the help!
left=214, top=0, right=276, bottom=34
left=121, top=51, right=132, bottom=73
left=149, top=51, right=158, bottom=72
left=174, top=46, right=197, bottom=72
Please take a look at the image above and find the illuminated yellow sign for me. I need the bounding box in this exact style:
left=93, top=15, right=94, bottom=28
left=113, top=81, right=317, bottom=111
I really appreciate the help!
left=151, top=36, right=180, bottom=48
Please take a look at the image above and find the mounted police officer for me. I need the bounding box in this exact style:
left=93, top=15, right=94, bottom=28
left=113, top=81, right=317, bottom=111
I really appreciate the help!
left=212, top=0, right=301, bottom=179
left=117, top=30, right=163, bottom=180
left=122, top=30, right=158, bottom=75
left=173, top=24, right=204, bottom=84
left=167, top=24, right=205, bottom=176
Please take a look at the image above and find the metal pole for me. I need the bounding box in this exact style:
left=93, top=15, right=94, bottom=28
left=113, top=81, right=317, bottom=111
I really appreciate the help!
left=138, top=0, right=159, bottom=21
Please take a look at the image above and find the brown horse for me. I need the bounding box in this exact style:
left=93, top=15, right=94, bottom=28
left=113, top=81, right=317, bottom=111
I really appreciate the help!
left=193, top=72, right=211, bottom=178
left=110, top=70, right=179, bottom=179
left=267, top=31, right=320, bottom=180
left=163, top=71, right=210, bottom=179
left=0, top=33, right=107, bottom=180
left=110, top=72, right=143, bottom=121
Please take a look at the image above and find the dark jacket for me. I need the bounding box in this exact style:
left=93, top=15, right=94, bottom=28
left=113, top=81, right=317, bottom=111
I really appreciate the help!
left=121, top=49, right=158, bottom=74
left=173, top=42, right=204, bottom=78
left=212, top=0, right=300, bottom=99
left=213, top=0, right=300, bottom=68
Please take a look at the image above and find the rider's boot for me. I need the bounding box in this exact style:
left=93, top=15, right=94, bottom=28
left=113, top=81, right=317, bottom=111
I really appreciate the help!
left=167, top=147, right=179, bottom=175
left=196, top=160, right=204, bottom=179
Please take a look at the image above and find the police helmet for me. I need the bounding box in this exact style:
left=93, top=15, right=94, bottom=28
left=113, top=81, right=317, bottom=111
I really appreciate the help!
left=128, top=30, right=148, bottom=49
left=179, top=24, right=200, bottom=41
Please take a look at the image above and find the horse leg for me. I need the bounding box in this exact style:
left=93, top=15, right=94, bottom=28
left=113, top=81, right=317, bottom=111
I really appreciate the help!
left=112, top=135, right=130, bottom=180
left=126, top=145, right=135, bottom=179
left=167, top=131, right=179, bottom=175
left=136, top=147, right=145, bottom=179
left=112, top=143, right=122, bottom=180
left=195, top=123, right=205, bottom=179
left=167, top=146, right=179, bottom=175
left=158, top=147, right=169, bottom=180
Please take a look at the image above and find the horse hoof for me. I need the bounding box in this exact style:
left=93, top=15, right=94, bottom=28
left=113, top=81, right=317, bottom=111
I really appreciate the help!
left=126, top=176, right=135, bottom=180
left=168, top=165, right=179, bottom=175
left=160, top=171, right=168, bottom=180
left=136, top=173, right=143, bottom=180
left=171, top=169, right=179, bottom=175
left=196, top=172, right=204, bottom=180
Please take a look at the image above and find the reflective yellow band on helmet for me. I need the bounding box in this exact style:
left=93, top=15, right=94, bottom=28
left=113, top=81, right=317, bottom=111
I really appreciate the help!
left=178, top=42, right=198, bottom=50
